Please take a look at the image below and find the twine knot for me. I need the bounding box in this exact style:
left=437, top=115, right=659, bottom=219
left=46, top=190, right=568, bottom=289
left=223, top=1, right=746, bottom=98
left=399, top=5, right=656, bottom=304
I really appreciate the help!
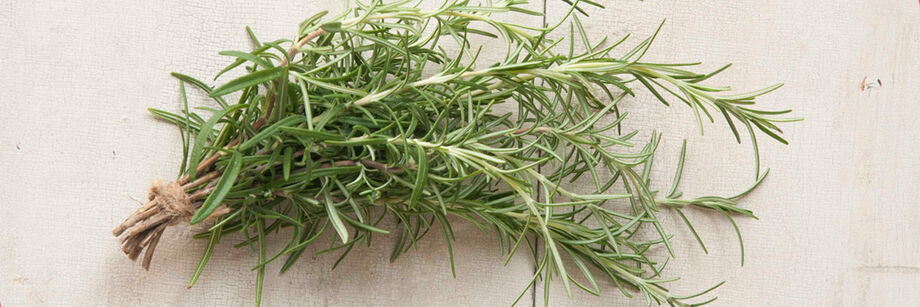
left=113, top=179, right=228, bottom=270
left=148, top=180, right=195, bottom=223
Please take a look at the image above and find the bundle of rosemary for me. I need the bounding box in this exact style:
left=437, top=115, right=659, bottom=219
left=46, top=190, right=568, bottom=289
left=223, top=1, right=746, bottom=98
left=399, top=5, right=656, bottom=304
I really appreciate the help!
left=113, top=0, right=796, bottom=305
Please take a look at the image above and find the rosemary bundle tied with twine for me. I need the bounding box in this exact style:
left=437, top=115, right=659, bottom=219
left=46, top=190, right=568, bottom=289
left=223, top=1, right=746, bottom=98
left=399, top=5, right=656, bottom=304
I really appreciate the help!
left=113, top=0, right=797, bottom=305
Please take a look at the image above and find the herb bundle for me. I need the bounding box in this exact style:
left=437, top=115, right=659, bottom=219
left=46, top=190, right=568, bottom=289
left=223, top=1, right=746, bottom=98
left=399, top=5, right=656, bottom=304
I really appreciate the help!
left=113, top=0, right=796, bottom=306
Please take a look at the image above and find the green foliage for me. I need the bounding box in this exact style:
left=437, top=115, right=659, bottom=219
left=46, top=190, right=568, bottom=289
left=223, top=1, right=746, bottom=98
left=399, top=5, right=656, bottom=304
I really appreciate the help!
left=156, top=0, right=798, bottom=305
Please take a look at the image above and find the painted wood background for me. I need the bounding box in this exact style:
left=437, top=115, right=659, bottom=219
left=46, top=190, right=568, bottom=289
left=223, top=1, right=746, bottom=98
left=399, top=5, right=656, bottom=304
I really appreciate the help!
left=1, top=1, right=918, bottom=306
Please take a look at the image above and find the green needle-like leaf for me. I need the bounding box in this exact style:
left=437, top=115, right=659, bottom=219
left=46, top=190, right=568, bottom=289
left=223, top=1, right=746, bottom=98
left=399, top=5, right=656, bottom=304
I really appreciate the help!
left=190, top=151, right=242, bottom=224
left=188, top=226, right=222, bottom=288
left=185, top=104, right=247, bottom=180
left=408, top=145, right=428, bottom=210
left=324, top=187, right=350, bottom=244
left=210, top=66, right=285, bottom=97
left=121, top=1, right=797, bottom=306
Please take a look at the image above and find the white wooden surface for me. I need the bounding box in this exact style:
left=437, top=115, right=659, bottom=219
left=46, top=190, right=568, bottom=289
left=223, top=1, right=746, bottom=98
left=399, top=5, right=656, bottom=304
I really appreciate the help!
left=1, top=1, right=918, bottom=306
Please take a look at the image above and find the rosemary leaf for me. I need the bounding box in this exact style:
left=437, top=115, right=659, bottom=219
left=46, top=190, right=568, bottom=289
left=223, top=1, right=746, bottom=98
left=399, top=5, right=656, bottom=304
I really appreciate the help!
left=114, top=1, right=799, bottom=306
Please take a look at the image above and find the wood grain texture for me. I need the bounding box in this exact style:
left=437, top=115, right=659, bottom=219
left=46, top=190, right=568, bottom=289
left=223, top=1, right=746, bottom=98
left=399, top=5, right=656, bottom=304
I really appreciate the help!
left=0, top=1, right=918, bottom=306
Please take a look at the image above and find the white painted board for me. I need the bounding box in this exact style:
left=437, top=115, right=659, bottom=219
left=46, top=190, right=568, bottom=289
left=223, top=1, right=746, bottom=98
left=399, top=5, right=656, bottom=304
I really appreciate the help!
left=1, top=1, right=918, bottom=306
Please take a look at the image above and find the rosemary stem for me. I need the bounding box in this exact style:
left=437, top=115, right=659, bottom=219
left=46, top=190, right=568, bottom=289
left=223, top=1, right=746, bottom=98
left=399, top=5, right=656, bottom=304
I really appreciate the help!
left=280, top=29, right=326, bottom=67
left=178, top=31, right=328, bottom=187
left=121, top=2, right=794, bottom=305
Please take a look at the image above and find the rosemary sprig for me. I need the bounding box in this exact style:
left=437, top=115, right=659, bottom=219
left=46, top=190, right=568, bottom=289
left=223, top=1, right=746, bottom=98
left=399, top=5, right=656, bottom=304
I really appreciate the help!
left=114, top=1, right=798, bottom=306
